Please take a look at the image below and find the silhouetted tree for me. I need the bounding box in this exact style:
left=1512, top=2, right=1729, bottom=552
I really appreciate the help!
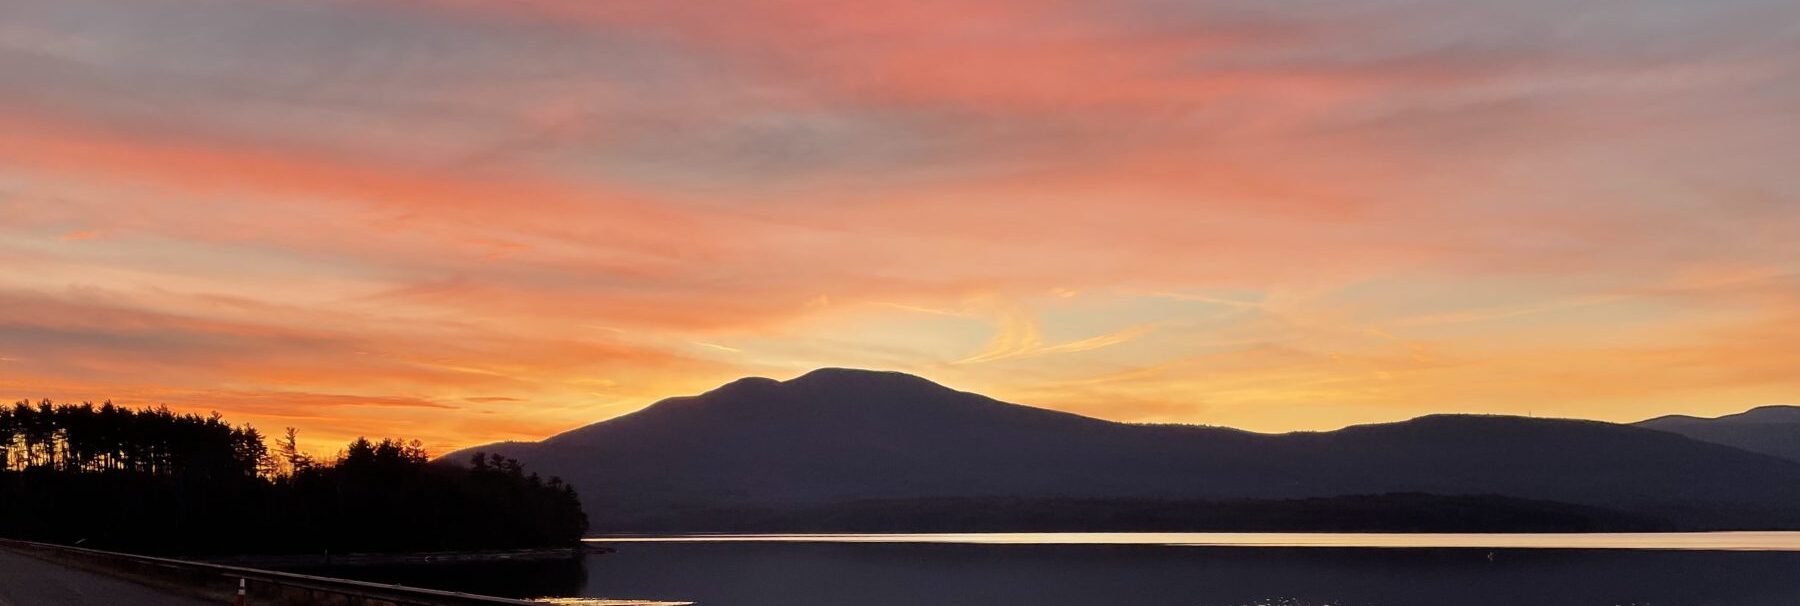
left=276, top=427, right=313, bottom=478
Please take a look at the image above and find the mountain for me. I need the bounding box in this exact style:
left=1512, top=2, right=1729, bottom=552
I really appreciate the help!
left=1636, top=405, right=1800, bottom=463
left=449, top=368, right=1800, bottom=531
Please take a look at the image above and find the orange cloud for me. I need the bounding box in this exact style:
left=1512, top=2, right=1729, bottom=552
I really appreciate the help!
left=2, top=0, right=1796, bottom=450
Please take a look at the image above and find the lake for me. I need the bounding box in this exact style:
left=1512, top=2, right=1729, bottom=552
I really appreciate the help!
left=304, top=532, right=1800, bottom=606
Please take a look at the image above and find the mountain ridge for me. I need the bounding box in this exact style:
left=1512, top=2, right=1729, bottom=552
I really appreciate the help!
left=448, top=368, right=1800, bottom=531
left=1635, top=405, right=1800, bottom=463
left=1639, top=404, right=1800, bottom=426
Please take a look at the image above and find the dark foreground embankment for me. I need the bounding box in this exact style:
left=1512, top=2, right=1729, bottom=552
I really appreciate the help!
left=0, top=547, right=210, bottom=606
left=0, top=538, right=620, bottom=606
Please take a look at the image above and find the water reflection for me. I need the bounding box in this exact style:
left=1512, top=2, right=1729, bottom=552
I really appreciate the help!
left=304, top=536, right=1800, bottom=606
left=577, top=542, right=1800, bottom=606
left=591, top=531, right=1800, bottom=551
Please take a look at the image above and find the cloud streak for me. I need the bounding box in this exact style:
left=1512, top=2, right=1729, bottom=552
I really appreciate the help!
left=1, top=0, right=1797, bottom=450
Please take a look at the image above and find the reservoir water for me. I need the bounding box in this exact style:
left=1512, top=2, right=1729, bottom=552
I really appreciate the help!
left=305, top=532, right=1800, bottom=606
left=591, top=531, right=1800, bottom=550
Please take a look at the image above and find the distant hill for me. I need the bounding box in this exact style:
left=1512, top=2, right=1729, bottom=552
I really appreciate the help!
left=448, top=368, right=1800, bottom=531
left=1636, top=405, right=1800, bottom=463
left=606, top=493, right=1672, bottom=534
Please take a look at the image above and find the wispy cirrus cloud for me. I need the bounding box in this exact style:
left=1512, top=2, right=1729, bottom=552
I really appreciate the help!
left=957, top=306, right=1155, bottom=364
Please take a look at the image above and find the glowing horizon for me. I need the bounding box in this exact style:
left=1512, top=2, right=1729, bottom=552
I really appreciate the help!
left=3, top=0, right=1798, bottom=454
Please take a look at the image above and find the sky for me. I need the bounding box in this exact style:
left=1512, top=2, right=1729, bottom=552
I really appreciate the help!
left=2, top=0, right=1798, bottom=454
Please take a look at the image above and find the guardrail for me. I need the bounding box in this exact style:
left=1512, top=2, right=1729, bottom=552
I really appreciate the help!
left=0, top=538, right=568, bottom=606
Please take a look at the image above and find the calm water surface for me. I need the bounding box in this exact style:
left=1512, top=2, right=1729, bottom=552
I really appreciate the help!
left=305, top=533, right=1800, bottom=606
left=592, top=531, right=1800, bottom=550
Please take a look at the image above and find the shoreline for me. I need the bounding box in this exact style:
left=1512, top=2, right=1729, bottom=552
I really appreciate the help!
left=581, top=530, right=1800, bottom=552
left=196, top=544, right=611, bottom=568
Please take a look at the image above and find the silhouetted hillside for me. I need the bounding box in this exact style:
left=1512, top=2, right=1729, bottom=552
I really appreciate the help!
left=609, top=493, right=1672, bottom=534
left=449, top=369, right=1800, bottom=531
left=1636, top=405, right=1800, bottom=463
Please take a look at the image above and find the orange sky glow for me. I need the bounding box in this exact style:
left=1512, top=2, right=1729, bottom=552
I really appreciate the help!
left=2, top=0, right=1797, bottom=454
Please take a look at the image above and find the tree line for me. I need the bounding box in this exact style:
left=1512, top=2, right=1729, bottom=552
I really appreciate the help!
left=0, top=399, right=587, bottom=555
left=611, top=494, right=1675, bottom=534
left=0, top=400, right=268, bottom=478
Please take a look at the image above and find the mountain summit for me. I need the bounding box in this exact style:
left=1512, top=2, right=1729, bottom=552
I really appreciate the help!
left=450, top=369, right=1800, bottom=531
